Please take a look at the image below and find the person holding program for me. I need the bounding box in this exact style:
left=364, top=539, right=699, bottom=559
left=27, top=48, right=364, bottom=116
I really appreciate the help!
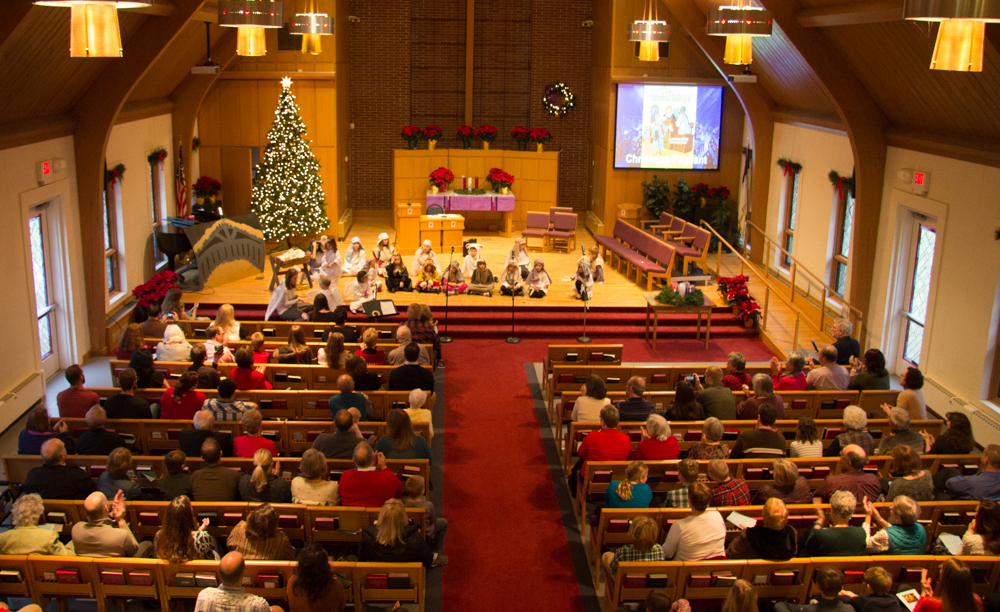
left=526, top=259, right=552, bottom=298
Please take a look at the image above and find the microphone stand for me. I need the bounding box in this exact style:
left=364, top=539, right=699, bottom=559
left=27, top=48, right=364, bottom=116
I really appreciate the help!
left=506, top=249, right=520, bottom=344
left=440, top=245, right=454, bottom=344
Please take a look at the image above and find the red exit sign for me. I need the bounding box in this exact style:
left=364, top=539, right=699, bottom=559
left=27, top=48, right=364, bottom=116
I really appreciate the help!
left=41, top=161, right=51, bottom=176
left=913, top=171, right=924, bottom=186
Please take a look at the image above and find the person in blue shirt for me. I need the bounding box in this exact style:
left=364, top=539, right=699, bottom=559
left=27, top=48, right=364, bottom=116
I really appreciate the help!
left=328, top=374, right=368, bottom=421
left=945, top=444, right=1000, bottom=501
left=605, top=461, right=653, bottom=508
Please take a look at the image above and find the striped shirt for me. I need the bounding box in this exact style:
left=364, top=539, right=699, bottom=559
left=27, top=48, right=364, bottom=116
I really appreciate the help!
left=790, top=440, right=824, bottom=458
left=610, top=543, right=664, bottom=575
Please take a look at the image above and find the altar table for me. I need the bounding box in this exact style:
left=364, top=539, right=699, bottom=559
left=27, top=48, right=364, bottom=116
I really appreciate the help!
left=426, top=190, right=515, bottom=236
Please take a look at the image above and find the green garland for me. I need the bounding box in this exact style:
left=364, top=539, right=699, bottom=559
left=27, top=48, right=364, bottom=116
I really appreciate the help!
left=454, top=188, right=487, bottom=195
left=105, top=163, right=126, bottom=188
left=777, top=158, right=802, bottom=175
left=829, top=170, right=855, bottom=200
left=656, top=286, right=705, bottom=307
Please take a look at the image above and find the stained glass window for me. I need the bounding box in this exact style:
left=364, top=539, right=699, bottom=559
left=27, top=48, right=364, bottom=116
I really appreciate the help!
left=28, top=215, right=52, bottom=359
left=903, top=224, right=936, bottom=365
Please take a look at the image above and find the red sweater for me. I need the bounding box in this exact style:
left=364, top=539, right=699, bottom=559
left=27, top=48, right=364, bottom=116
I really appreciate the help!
left=233, top=435, right=278, bottom=458
left=578, top=428, right=631, bottom=470
left=159, top=389, right=207, bottom=420
left=773, top=372, right=807, bottom=391
left=338, top=469, right=403, bottom=507
left=230, top=368, right=272, bottom=390
left=632, top=436, right=680, bottom=460
left=56, top=387, right=100, bottom=418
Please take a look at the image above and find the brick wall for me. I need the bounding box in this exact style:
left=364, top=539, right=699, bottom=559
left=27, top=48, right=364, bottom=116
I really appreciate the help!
left=411, top=0, right=467, bottom=149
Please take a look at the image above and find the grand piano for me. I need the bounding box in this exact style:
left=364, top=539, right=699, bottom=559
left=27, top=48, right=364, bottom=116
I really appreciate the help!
left=154, top=218, right=196, bottom=272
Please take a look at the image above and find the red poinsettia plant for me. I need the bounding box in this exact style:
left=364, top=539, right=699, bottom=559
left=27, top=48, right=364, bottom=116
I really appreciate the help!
left=193, top=175, right=222, bottom=197
left=401, top=125, right=423, bottom=143
left=710, top=186, right=731, bottom=201
left=487, top=167, right=515, bottom=190
left=738, top=299, right=762, bottom=325
left=456, top=125, right=474, bottom=140
left=429, top=167, right=455, bottom=190
left=132, top=270, right=181, bottom=308
left=423, top=124, right=443, bottom=140
left=509, top=126, right=531, bottom=142
left=693, top=183, right=712, bottom=199
left=717, top=275, right=749, bottom=304
left=529, top=127, right=553, bottom=144
left=475, top=124, right=497, bottom=142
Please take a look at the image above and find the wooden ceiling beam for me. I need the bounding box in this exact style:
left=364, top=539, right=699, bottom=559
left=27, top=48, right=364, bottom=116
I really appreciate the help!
left=796, top=0, right=904, bottom=27
left=886, top=126, right=1000, bottom=168
left=0, top=1, right=36, bottom=50
left=71, top=0, right=207, bottom=354
left=773, top=106, right=846, bottom=131
left=133, top=0, right=218, bottom=22
left=760, top=0, right=888, bottom=341
left=664, top=0, right=777, bottom=264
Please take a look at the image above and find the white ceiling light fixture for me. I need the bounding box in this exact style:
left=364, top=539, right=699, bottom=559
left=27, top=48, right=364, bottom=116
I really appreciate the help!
left=218, top=0, right=284, bottom=57
left=904, top=0, right=1000, bottom=72
left=628, top=0, right=671, bottom=61
left=288, top=12, right=333, bottom=55
left=707, top=3, right=773, bottom=65
left=33, top=0, right=153, bottom=57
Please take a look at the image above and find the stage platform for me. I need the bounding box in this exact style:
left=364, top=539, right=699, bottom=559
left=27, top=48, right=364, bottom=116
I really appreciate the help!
left=181, top=214, right=726, bottom=311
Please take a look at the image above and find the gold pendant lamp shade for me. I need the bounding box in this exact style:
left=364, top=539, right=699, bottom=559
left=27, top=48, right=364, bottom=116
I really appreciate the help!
left=33, top=0, right=152, bottom=57
left=628, top=0, right=671, bottom=62
left=289, top=13, right=333, bottom=55
left=218, top=0, right=284, bottom=57
left=904, top=0, right=999, bottom=72
left=707, top=4, right=773, bottom=65
left=724, top=34, right=753, bottom=64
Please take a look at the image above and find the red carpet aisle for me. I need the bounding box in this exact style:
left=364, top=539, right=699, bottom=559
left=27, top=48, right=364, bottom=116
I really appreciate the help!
left=439, top=337, right=775, bottom=610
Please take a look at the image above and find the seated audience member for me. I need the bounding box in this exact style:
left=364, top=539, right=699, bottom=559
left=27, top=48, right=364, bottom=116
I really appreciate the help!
left=727, top=498, right=797, bottom=560
left=825, top=406, right=878, bottom=457
left=77, top=405, right=126, bottom=456
left=849, top=348, right=891, bottom=391
left=632, top=414, right=679, bottom=460
left=769, top=351, right=808, bottom=391
left=376, top=409, right=433, bottom=462
left=387, top=344, right=434, bottom=392
left=790, top=417, right=823, bottom=458
left=665, top=381, right=705, bottom=422
left=736, top=373, right=785, bottom=420
left=346, top=354, right=382, bottom=392
left=944, top=444, right=1000, bottom=500
left=602, top=516, right=664, bottom=592
left=155, top=324, right=194, bottom=362
left=832, top=318, right=861, bottom=365
left=890, top=367, right=928, bottom=421
left=287, top=545, right=347, bottom=612
left=776, top=566, right=853, bottom=612
left=56, top=364, right=100, bottom=418
left=606, top=461, right=653, bottom=508
left=321, top=306, right=359, bottom=343
left=309, top=292, right=336, bottom=323
left=401, top=303, right=441, bottom=363
left=339, top=442, right=404, bottom=507
left=571, top=375, right=611, bottom=421
left=274, top=325, right=312, bottom=364
left=329, top=374, right=368, bottom=420
left=708, top=459, right=751, bottom=506
left=862, top=494, right=927, bottom=555
left=317, top=331, right=348, bottom=369
left=356, top=328, right=386, bottom=366
left=663, top=459, right=701, bottom=509
left=571, top=405, right=631, bottom=496
left=730, top=404, right=786, bottom=459
left=920, top=411, right=975, bottom=456
left=161, top=287, right=198, bottom=326
left=955, top=501, right=1000, bottom=555
left=249, top=333, right=270, bottom=364
left=0, top=493, right=73, bottom=555
left=387, top=326, right=431, bottom=366
left=359, top=499, right=434, bottom=567
left=234, top=409, right=278, bottom=458
left=212, top=304, right=242, bottom=342
left=312, top=409, right=365, bottom=459
left=838, top=567, right=902, bottom=612
left=190, top=438, right=242, bottom=501
left=18, top=406, right=74, bottom=455
left=160, top=372, right=207, bottom=420
left=204, top=379, right=256, bottom=423
left=815, top=444, right=882, bottom=502
left=226, top=503, right=295, bottom=560
left=139, top=303, right=167, bottom=339
left=616, top=376, right=656, bottom=422
left=97, top=447, right=142, bottom=501
left=159, top=450, right=191, bottom=500
left=231, top=347, right=272, bottom=391
left=886, top=445, right=933, bottom=502
left=116, top=322, right=146, bottom=360
left=204, top=325, right=235, bottom=364
left=403, top=475, right=449, bottom=567
left=807, top=345, right=850, bottom=391
left=722, top=581, right=758, bottom=612
left=73, top=489, right=152, bottom=557
left=128, top=348, right=166, bottom=389
left=239, top=448, right=291, bottom=504
left=23, top=439, right=96, bottom=500
left=915, top=558, right=982, bottom=612
left=187, top=344, right=221, bottom=389
left=754, top=458, right=813, bottom=505
left=693, top=366, right=737, bottom=420
left=662, top=482, right=726, bottom=561
left=721, top=352, right=752, bottom=391
left=193, top=552, right=283, bottom=612
left=154, top=494, right=219, bottom=562
left=403, top=388, right=434, bottom=441
left=105, top=368, right=153, bottom=419
left=290, top=448, right=340, bottom=505
left=876, top=407, right=925, bottom=455
left=180, top=410, right=234, bottom=457
left=686, top=417, right=731, bottom=460
left=805, top=492, right=866, bottom=556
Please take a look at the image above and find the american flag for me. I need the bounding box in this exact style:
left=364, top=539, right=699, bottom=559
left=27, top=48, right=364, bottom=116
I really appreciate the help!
left=175, top=141, right=188, bottom=217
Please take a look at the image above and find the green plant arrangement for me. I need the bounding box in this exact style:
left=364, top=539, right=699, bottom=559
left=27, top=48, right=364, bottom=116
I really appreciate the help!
left=454, top=188, right=487, bottom=195
left=671, top=177, right=698, bottom=221
left=641, top=175, right=672, bottom=219
left=656, top=283, right=705, bottom=307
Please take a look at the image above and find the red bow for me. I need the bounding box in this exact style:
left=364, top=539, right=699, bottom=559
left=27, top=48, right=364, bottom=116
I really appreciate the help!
left=782, top=163, right=791, bottom=176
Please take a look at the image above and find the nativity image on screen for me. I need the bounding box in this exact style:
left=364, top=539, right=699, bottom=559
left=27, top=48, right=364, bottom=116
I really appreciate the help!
left=614, top=83, right=724, bottom=170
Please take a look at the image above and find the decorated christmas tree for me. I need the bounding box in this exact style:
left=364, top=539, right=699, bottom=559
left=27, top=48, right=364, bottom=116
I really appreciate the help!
left=251, top=77, right=330, bottom=245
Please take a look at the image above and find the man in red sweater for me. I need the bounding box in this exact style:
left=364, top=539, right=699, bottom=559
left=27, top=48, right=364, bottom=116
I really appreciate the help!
left=338, top=441, right=404, bottom=507
left=572, top=405, right=631, bottom=496
left=56, top=365, right=100, bottom=418
left=230, top=348, right=272, bottom=391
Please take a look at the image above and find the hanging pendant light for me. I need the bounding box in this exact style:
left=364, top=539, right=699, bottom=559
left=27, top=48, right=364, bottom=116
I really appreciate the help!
left=707, top=3, right=773, bottom=65
left=218, top=0, right=284, bottom=57
left=904, top=0, right=999, bottom=72
left=288, top=13, right=333, bottom=55
left=33, top=0, right=153, bottom=57
left=628, top=0, right=671, bottom=61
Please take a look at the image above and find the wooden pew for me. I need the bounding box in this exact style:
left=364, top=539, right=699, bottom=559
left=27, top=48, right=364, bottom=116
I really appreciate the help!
left=543, top=344, right=624, bottom=389
left=179, top=318, right=400, bottom=340
left=356, top=562, right=425, bottom=612
left=143, top=337, right=433, bottom=363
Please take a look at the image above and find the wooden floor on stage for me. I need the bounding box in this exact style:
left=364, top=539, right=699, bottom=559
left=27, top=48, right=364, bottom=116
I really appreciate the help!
left=182, top=215, right=725, bottom=309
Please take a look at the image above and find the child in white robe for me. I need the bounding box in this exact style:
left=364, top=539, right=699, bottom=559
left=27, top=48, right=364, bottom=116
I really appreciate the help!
left=500, top=261, right=524, bottom=296
left=344, top=270, right=373, bottom=312
left=461, top=244, right=482, bottom=278
left=510, top=238, right=531, bottom=279
left=574, top=260, right=594, bottom=300
left=412, top=240, right=440, bottom=276
left=343, top=237, right=366, bottom=276
left=320, top=236, right=342, bottom=284
left=525, top=259, right=552, bottom=299
left=579, top=246, right=605, bottom=284
left=371, top=233, right=395, bottom=274
left=318, top=275, right=343, bottom=309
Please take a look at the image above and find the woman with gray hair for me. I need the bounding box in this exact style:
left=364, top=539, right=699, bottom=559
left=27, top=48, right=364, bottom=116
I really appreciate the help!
left=804, top=490, right=866, bottom=556
left=403, top=388, right=433, bottom=440
left=0, top=493, right=73, bottom=555
left=632, top=414, right=679, bottom=460
left=736, top=373, right=785, bottom=420
left=825, top=405, right=877, bottom=457
left=862, top=494, right=927, bottom=555
left=769, top=351, right=808, bottom=391
left=687, top=417, right=731, bottom=460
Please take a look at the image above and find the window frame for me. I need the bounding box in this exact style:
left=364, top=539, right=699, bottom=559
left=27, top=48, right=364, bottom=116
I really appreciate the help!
left=780, top=171, right=799, bottom=268
left=991, top=312, right=1000, bottom=403
left=103, top=182, right=123, bottom=299
left=149, top=158, right=168, bottom=270
left=830, top=190, right=855, bottom=296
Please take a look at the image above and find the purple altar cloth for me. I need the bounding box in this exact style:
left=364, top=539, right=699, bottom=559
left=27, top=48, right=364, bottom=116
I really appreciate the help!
left=426, top=190, right=515, bottom=212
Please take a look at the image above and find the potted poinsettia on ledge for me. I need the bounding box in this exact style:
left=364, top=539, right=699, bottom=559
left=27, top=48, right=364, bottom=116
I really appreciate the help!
left=429, top=167, right=454, bottom=194
left=401, top=125, right=422, bottom=149
left=738, top=299, right=761, bottom=328
left=510, top=126, right=531, bottom=151
left=529, top=127, right=552, bottom=152
left=475, top=124, right=497, bottom=149
left=487, top=167, right=514, bottom=194
left=457, top=125, right=475, bottom=149
left=423, top=124, right=443, bottom=149
left=131, top=270, right=181, bottom=321
left=193, top=175, right=222, bottom=205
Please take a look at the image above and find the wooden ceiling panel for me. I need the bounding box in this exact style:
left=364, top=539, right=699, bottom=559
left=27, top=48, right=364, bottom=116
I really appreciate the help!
left=744, top=24, right=838, bottom=114
left=128, top=20, right=227, bottom=103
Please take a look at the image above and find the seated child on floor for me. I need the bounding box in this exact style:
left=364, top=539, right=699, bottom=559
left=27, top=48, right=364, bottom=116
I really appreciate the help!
left=510, top=238, right=531, bottom=279
left=372, top=232, right=395, bottom=272
left=468, top=259, right=496, bottom=296
left=343, top=236, right=366, bottom=276
left=580, top=246, right=605, bottom=284
left=386, top=253, right=412, bottom=292
left=442, top=261, right=467, bottom=295
left=364, top=257, right=383, bottom=291
left=500, top=261, right=524, bottom=296
left=461, top=244, right=482, bottom=278
left=574, top=260, right=594, bottom=300
left=525, top=259, right=552, bottom=299
left=345, top=270, right=373, bottom=312
left=416, top=260, right=442, bottom=292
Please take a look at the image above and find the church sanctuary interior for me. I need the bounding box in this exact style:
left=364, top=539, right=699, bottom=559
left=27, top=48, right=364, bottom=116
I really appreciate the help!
left=2, top=0, right=1000, bottom=610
